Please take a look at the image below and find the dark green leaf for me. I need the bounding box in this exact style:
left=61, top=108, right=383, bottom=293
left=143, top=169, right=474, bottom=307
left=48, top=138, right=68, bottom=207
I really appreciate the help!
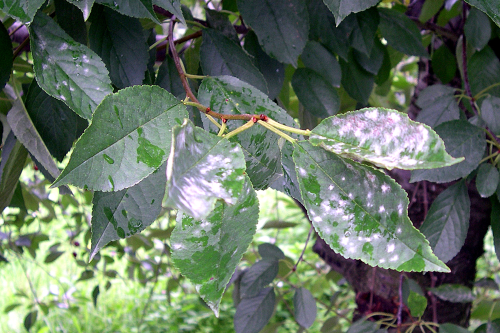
left=153, top=0, right=185, bottom=25
left=465, top=7, right=491, bottom=51
left=25, top=80, right=87, bottom=162
left=171, top=177, right=259, bottom=315
left=3, top=303, right=22, bottom=313
left=65, top=0, right=95, bottom=21
left=0, top=22, right=13, bottom=89
left=234, top=288, right=276, bottom=333
left=292, top=68, right=340, bottom=118
left=322, top=0, right=379, bottom=26
left=77, top=269, right=95, bottom=281
left=258, top=243, right=285, bottom=260
left=416, top=85, right=460, bottom=128
left=95, top=0, right=159, bottom=23
left=206, top=8, right=239, bottom=44
left=293, top=141, right=449, bottom=272
left=53, top=85, right=187, bottom=191
left=155, top=55, right=185, bottom=98
left=348, top=8, right=379, bottom=56
left=237, top=0, right=309, bottom=66
left=163, top=119, right=246, bottom=220
left=440, top=323, right=472, bottom=333
left=92, top=285, right=100, bottom=307
left=411, top=120, right=486, bottom=183
left=469, top=46, right=500, bottom=98
left=0, top=134, right=28, bottom=213
left=0, top=0, right=45, bottom=22
left=44, top=251, right=64, bottom=263
left=240, top=259, right=279, bottom=298
left=310, top=108, right=462, bottom=170
left=339, top=50, right=374, bottom=104
left=198, top=76, right=298, bottom=190
left=419, top=0, right=445, bottom=22
left=271, top=141, right=302, bottom=202
left=481, top=96, right=500, bottom=135
left=429, top=284, right=475, bottom=303
left=464, top=0, right=500, bottom=28
left=407, top=291, right=427, bottom=317
left=90, top=163, right=166, bottom=260
left=301, top=41, right=341, bottom=87
left=23, top=310, right=38, bottom=332
left=477, top=164, right=499, bottom=198
left=293, top=287, right=317, bottom=328
left=89, top=7, right=148, bottom=88
left=55, top=0, right=88, bottom=45
left=491, top=198, right=500, bottom=262
left=200, top=29, right=268, bottom=94
left=30, top=12, right=113, bottom=119
left=419, top=181, right=470, bottom=263
left=346, top=319, right=380, bottom=333
left=431, top=45, right=457, bottom=84
left=378, top=8, right=428, bottom=58
left=353, top=38, right=385, bottom=75
left=262, top=220, right=298, bottom=229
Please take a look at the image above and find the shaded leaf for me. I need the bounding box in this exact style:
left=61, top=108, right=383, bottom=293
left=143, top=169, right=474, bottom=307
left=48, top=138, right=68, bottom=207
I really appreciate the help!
left=294, top=287, right=317, bottom=328
left=155, top=55, right=185, bottom=98
left=53, top=85, right=187, bottom=191
left=0, top=21, right=12, bottom=89
left=240, top=259, right=279, bottom=298
left=419, top=181, right=470, bottom=263
left=476, top=164, right=499, bottom=198
left=171, top=177, right=259, bottom=315
left=0, top=0, right=45, bottom=22
left=353, top=38, right=385, bottom=75
left=234, top=288, right=276, bottom=333
left=29, top=12, right=113, bottom=119
left=491, top=198, right=500, bottom=262
left=293, top=141, right=449, bottom=272
left=339, top=50, right=374, bottom=104
left=90, top=163, right=166, bottom=260
left=322, top=0, right=379, bottom=26
left=415, top=85, right=460, bottom=128
left=95, top=0, right=159, bottom=23
left=55, top=0, right=88, bottom=45
left=407, top=291, right=427, bottom=317
left=301, top=41, right=341, bottom=88
left=469, top=46, right=500, bottom=98
left=0, top=133, right=28, bottom=213
left=153, top=0, right=185, bottom=25
left=271, top=141, right=302, bottom=202
left=481, top=96, right=500, bottom=135
left=237, top=0, right=309, bottom=66
left=258, top=243, right=285, bottom=260
left=310, top=108, right=462, bottom=170
left=163, top=119, right=246, bottom=220
left=431, top=45, right=457, bottom=84
left=428, top=284, right=475, bottom=303
left=346, top=319, right=380, bottom=333
left=347, top=8, right=379, bottom=56
left=419, top=0, right=444, bottom=23
left=440, top=323, right=471, bottom=333
left=65, top=0, right=95, bottom=21
left=411, top=120, right=485, bottom=183
left=206, top=8, right=239, bottom=43
left=465, top=7, right=491, bottom=51
left=465, top=0, right=500, bottom=28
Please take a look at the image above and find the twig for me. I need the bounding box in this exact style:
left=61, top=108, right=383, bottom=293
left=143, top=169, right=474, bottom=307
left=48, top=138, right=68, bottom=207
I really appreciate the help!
left=138, top=252, right=164, bottom=329
left=293, top=226, right=314, bottom=272
left=397, top=273, right=405, bottom=332
left=13, top=36, right=29, bottom=59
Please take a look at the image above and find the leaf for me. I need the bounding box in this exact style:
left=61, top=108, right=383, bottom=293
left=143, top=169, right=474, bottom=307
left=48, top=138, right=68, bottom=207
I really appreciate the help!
left=346, top=319, right=380, bottom=333
left=469, top=46, right=500, bottom=98
left=163, top=119, right=246, bottom=220
left=339, top=50, right=374, bottom=104
left=29, top=12, right=113, bottom=120
left=431, top=45, right=457, bottom=84
left=310, top=107, right=462, bottom=170
left=55, top=0, right=88, bottom=45
left=419, top=0, right=444, bottom=22
left=440, top=323, right=472, bottom=333
left=476, top=164, right=499, bottom=198
left=411, top=120, right=486, bottom=183
left=234, top=288, right=276, bottom=333
left=200, top=29, right=268, bottom=94
left=465, top=7, right=491, bottom=51
left=0, top=134, right=28, bottom=213
left=95, top=0, right=159, bottom=23
left=206, top=8, right=239, bottom=44
left=89, top=7, right=148, bottom=88
left=480, top=96, right=500, bottom=135
left=419, top=181, right=470, bottom=263
left=492, top=199, right=500, bottom=262
left=90, top=163, right=166, bottom=260
left=153, top=0, right=185, bottom=26
left=301, top=41, right=341, bottom=88
left=353, top=38, right=385, bottom=75
left=0, top=0, right=45, bottom=22
left=44, top=251, right=64, bottom=263
left=155, top=55, right=185, bottom=98
left=261, top=220, right=298, bottom=229
left=52, top=85, right=187, bottom=191
left=23, top=310, right=38, bottom=332
left=415, top=85, right=460, bottom=128
left=347, top=8, right=379, bottom=56
left=428, top=284, right=475, bottom=303
left=293, top=287, right=317, bottom=328
left=258, top=243, right=285, bottom=260
left=237, top=0, right=309, bottom=66
left=240, top=259, right=279, bottom=298
left=293, top=141, right=449, bottom=272
left=65, top=0, right=95, bottom=21
left=407, top=291, right=427, bottom=317
left=0, top=21, right=12, bottom=89
left=25, top=80, right=87, bottom=162
left=198, top=76, right=298, bottom=190
left=322, top=0, right=379, bottom=26
left=271, top=141, right=302, bottom=202
left=171, top=177, right=259, bottom=316
left=291, top=68, right=340, bottom=118
left=378, top=8, right=428, bottom=58
left=92, top=285, right=100, bottom=307
left=465, top=0, right=500, bottom=28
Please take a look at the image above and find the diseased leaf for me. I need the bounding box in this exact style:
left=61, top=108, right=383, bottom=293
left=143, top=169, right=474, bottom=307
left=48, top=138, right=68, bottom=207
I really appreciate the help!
left=153, top=0, right=185, bottom=26
left=171, top=178, right=258, bottom=316
left=95, top=0, right=159, bottom=23
left=52, top=85, right=187, bottom=191
left=322, top=0, right=379, bottom=26
left=0, top=0, right=45, bottom=22
left=428, top=284, right=475, bottom=303
left=469, top=46, right=500, bottom=98
left=163, top=119, right=246, bottom=220
left=198, top=76, right=298, bottom=190
left=240, top=259, right=279, bottom=298
left=415, top=85, right=460, bottom=128
left=0, top=133, right=28, bottom=213
left=0, top=21, right=13, bottom=89
left=65, top=0, right=95, bottom=21
left=294, top=287, right=317, bottom=328
left=411, top=120, right=486, bottom=183
left=419, top=181, right=470, bottom=263
left=234, top=288, right=276, bottom=333
left=481, top=96, right=500, bottom=135
left=301, top=41, right=341, bottom=88
left=465, top=0, right=500, bottom=28
left=90, top=163, right=166, bottom=260
left=339, top=50, right=374, bottom=104
left=310, top=108, right=462, bottom=170
left=465, top=7, right=491, bottom=51
left=293, top=141, right=449, bottom=272
left=200, top=29, right=268, bottom=94
left=476, top=164, right=499, bottom=198
left=30, top=12, right=113, bottom=119
left=237, top=0, right=309, bottom=66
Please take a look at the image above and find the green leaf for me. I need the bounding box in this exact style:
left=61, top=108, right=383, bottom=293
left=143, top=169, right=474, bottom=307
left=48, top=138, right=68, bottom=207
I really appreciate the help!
left=293, top=287, right=317, bottom=328
left=273, top=141, right=302, bottom=202
left=477, top=164, right=499, bottom=198
left=155, top=55, right=185, bottom=98
left=89, top=7, right=148, bottom=88
left=55, top=0, right=88, bottom=45
left=92, top=285, right=100, bottom=307
left=378, top=8, right=428, bottom=58
left=234, top=288, right=276, bottom=333
left=346, top=319, right=380, bottom=333
left=258, top=243, right=285, bottom=260
left=261, top=220, right=298, bottom=229
left=440, top=323, right=472, bottom=333
left=0, top=134, right=28, bottom=213
left=293, top=141, right=449, bottom=272
left=469, top=46, right=500, bottom=98
left=465, top=7, right=491, bottom=51
left=95, top=0, right=159, bottom=23
left=198, top=76, right=298, bottom=190
left=237, top=0, right=309, bottom=66
left=53, top=85, right=187, bottom=191
left=428, top=284, right=475, bottom=303
left=431, top=45, right=457, bottom=84
left=481, top=96, right=500, bottom=135
left=419, top=181, right=470, bottom=263
left=29, top=12, right=113, bottom=120
left=0, top=21, right=13, bottom=89
left=240, top=259, right=279, bottom=298
left=464, top=0, right=500, bottom=28
left=153, top=0, right=185, bottom=26
left=301, top=41, right=341, bottom=88
left=65, top=0, right=95, bottom=21
left=171, top=177, right=259, bottom=316
left=416, top=85, right=460, bottom=128
left=23, top=310, right=38, bottom=332
left=407, top=291, right=427, bottom=317
left=0, top=0, right=45, bottom=22
left=200, top=29, right=268, bottom=94
left=419, top=0, right=445, bottom=22
left=322, top=0, right=379, bottom=26
left=292, top=68, right=340, bottom=118
left=206, top=8, right=239, bottom=44
left=491, top=199, right=500, bottom=262
left=90, top=163, right=165, bottom=260
left=339, top=50, right=374, bottom=104
left=163, top=119, right=246, bottom=220
left=353, top=38, right=385, bottom=75
left=310, top=107, right=462, bottom=170
left=347, top=8, right=379, bottom=56
left=411, top=120, right=486, bottom=183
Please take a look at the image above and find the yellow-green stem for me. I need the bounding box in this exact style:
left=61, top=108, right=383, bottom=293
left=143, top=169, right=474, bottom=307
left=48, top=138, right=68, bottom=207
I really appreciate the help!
left=266, top=118, right=311, bottom=136
left=258, top=120, right=296, bottom=143
left=206, top=114, right=222, bottom=129
left=185, top=20, right=206, bottom=29
left=475, top=82, right=500, bottom=100
left=224, top=120, right=254, bottom=140
left=185, top=73, right=208, bottom=79
left=149, top=35, right=168, bottom=50
left=183, top=100, right=206, bottom=111
left=217, top=121, right=227, bottom=136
